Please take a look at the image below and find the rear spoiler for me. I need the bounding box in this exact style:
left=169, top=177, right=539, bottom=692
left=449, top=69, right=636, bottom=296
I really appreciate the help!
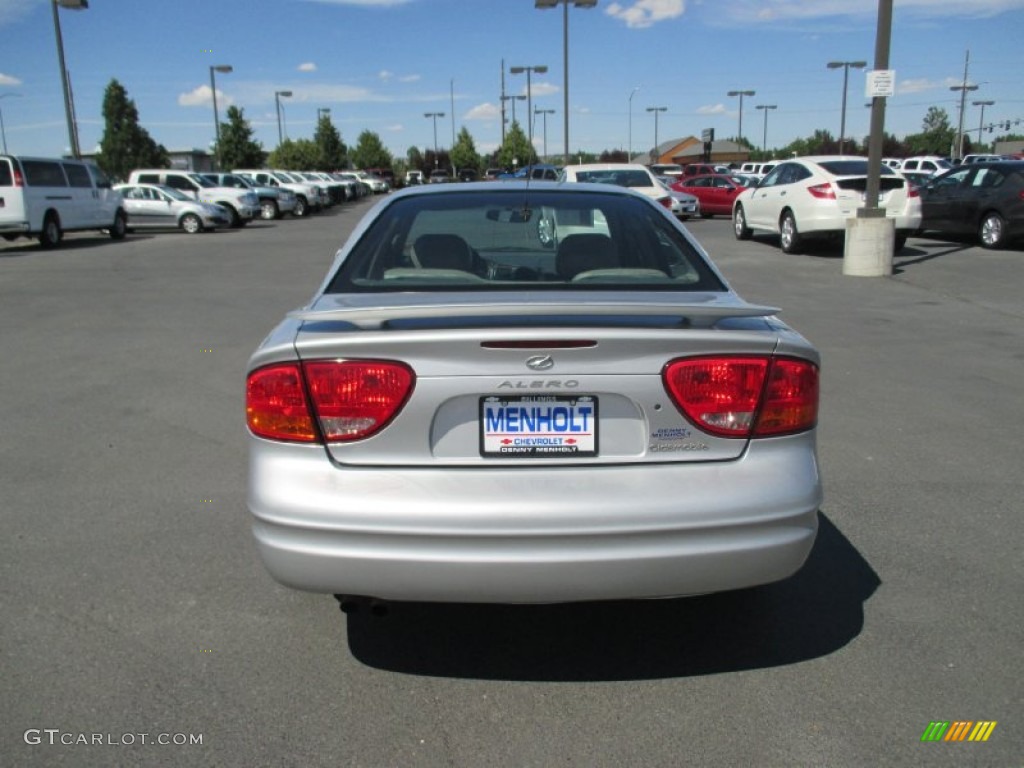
left=289, top=299, right=779, bottom=330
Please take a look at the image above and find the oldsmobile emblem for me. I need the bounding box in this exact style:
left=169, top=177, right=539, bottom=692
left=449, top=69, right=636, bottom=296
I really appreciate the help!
left=525, top=355, right=555, bottom=371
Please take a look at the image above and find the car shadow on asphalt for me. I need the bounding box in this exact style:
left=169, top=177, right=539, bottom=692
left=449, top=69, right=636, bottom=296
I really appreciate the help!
left=342, top=512, right=880, bottom=681
left=0, top=233, right=157, bottom=256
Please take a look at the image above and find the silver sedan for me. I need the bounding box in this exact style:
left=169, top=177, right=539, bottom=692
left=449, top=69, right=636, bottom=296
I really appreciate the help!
left=114, top=183, right=231, bottom=233
left=245, top=182, right=822, bottom=605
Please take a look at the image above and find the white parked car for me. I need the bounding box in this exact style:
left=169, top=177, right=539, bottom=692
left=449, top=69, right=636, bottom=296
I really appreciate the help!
left=899, top=156, right=952, bottom=176
left=114, top=183, right=231, bottom=233
left=128, top=169, right=258, bottom=227
left=559, top=163, right=674, bottom=212
left=732, top=156, right=922, bottom=253
left=0, top=155, right=126, bottom=247
left=656, top=177, right=700, bottom=220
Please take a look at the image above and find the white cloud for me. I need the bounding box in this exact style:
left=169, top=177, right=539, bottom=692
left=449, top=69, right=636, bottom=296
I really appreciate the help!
left=899, top=78, right=939, bottom=95
left=717, top=0, right=1024, bottom=24
left=379, top=70, right=394, bottom=81
left=697, top=103, right=727, bottom=115
left=303, top=0, right=412, bottom=5
left=298, top=62, right=317, bottom=72
left=398, top=74, right=421, bottom=83
left=465, top=102, right=500, bottom=121
left=0, top=72, right=22, bottom=86
left=525, top=82, right=559, bottom=98
left=606, top=0, right=685, bottom=28
left=177, top=85, right=233, bottom=108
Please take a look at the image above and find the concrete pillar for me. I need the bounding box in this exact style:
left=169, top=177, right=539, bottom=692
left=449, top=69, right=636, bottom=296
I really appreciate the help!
left=843, top=216, right=894, bottom=277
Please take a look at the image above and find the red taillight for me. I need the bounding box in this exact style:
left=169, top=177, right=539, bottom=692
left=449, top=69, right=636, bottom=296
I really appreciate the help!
left=13, top=168, right=24, bottom=188
left=907, top=183, right=920, bottom=198
left=246, top=360, right=414, bottom=443
left=662, top=356, right=818, bottom=438
left=806, top=183, right=836, bottom=200
left=657, top=195, right=673, bottom=209
left=246, top=363, right=317, bottom=442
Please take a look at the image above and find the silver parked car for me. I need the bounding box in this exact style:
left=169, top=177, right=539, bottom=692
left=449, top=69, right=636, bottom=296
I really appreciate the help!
left=245, top=182, right=822, bottom=605
left=114, top=183, right=230, bottom=233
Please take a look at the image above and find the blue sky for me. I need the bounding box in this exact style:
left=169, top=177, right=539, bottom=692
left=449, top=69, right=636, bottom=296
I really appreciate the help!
left=1, top=0, right=1022, bottom=162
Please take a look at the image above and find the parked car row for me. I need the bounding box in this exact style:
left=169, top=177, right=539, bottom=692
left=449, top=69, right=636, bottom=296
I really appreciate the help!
left=0, top=154, right=389, bottom=245
left=720, top=154, right=1022, bottom=252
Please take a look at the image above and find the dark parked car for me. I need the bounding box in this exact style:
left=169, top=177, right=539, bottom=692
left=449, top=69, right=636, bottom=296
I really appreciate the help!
left=917, top=161, right=1024, bottom=249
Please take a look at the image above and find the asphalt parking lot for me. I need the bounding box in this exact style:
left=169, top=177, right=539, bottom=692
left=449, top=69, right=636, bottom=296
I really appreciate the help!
left=2, top=204, right=1020, bottom=767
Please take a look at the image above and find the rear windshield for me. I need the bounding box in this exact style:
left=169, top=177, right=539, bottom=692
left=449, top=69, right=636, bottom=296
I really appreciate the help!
left=326, top=189, right=726, bottom=294
left=819, top=161, right=897, bottom=177
left=0, top=159, right=12, bottom=187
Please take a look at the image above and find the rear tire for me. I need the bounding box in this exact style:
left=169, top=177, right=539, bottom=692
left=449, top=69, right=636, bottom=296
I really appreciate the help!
left=109, top=210, right=127, bottom=240
left=979, top=211, right=1007, bottom=249
left=39, top=212, right=62, bottom=248
left=779, top=210, right=802, bottom=254
left=733, top=204, right=751, bottom=240
left=700, top=212, right=713, bottom=219
left=894, top=234, right=907, bottom=252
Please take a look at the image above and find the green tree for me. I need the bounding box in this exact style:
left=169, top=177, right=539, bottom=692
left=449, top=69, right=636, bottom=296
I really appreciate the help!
left=407, top=146, right=425, bottom=173
left=96, top=79, right=169, bottom=181
left=449, top=127, right=481, bottom=173
left=904, top=106, right=956, bottom=156
left=218, top=106, right=264, bottom=170
left=350, top=131, right=393, bottom=170
left=495, top=122, right=535, bottom=170
left=268, top=138, right=320, bottom=169
left=314, top=115, right=347, bottom=169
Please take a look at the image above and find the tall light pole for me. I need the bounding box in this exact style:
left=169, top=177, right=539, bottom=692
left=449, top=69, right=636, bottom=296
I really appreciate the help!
left=502, top=95, right=526, bottom=127
left=209, top=65, right=232, bottom=169
left=827, top=60, right=867, bottom=154
left=535, top=0, right=598, bottom=167
left=510, top=65, right=548, bottom=149
left=973, top=99, right=995, bottom=152
left=52, top=0, right=88, bottom=158
left=628, top=85, right=640, bottom=160
left=535, top=108, right=555, bottom=159
left=424, top=111, right=445, bottom=167
left=755, top=104, right=777, bottom=154
left=0, top=93, right=22, bottom=154
left=950, top=50, right=977, bottom=161
left=727, top=89, right=755, bottom=146
left=317, top=107, right=331, bottom=123
left=274, top=90, right=292, bottom=145
left=646, top=106, right=666, bottom=161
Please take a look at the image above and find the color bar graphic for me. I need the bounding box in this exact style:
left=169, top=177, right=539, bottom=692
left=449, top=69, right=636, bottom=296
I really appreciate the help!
left=921, top=720, right=997, bottom=742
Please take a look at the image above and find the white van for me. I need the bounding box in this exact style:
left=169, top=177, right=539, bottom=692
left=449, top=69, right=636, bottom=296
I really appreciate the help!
left=0, top=155, right=127, bottom=248
left=127, top=169, right=259, bottom=227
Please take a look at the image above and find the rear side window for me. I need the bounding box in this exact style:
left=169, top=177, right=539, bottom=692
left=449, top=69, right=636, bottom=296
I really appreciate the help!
left=62, top=163, right=93, bottom=188
left=166, top=175, right=197, bottom=191
left=22, top=160, right=68, bottom=187
left=137, top=173, right=161, bottom=184
left=0, top=159, right=12, bottom=187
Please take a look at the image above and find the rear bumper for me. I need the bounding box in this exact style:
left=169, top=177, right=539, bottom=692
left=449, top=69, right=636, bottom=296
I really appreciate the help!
left=248, top=434, right=822, bottom=603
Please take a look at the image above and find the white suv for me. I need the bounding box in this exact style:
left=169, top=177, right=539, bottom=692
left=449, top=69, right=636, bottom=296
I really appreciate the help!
left=128, top=169, right=258, bottom=227
left=899, top=156, right=952, bottom=176
left=0, top=155, right=127, bottom=248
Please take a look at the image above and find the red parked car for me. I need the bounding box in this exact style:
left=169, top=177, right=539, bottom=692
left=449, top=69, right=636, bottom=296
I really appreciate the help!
left=672, top=174, right=754, bottom=218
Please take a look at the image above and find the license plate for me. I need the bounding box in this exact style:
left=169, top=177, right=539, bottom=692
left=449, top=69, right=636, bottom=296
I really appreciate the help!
left=480, top=395, right=598, bottom=458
